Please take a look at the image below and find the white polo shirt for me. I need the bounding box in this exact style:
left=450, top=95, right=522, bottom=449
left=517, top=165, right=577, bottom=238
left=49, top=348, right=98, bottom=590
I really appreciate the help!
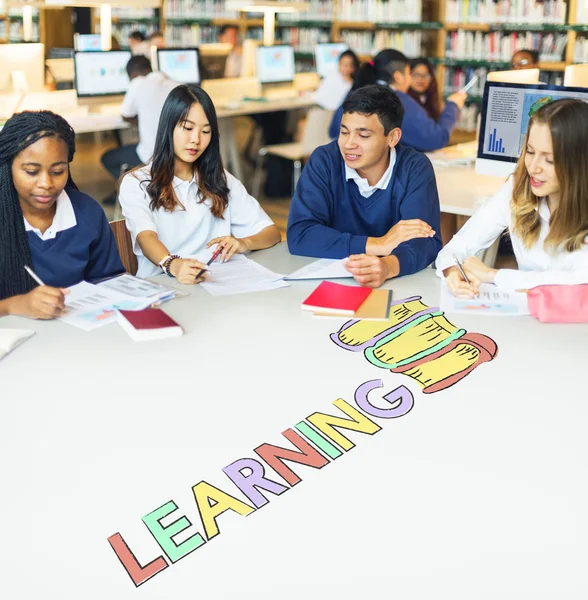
left=344, top=148, right=396, bottom=198
left=121, top=72, right=181, bottom=163
left=23, top=190, right=76, bottom=241
left=119, top=165, right=275, bottom=278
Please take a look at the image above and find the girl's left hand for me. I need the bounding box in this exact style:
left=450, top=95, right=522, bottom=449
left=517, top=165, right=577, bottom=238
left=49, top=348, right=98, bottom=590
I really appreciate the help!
left=207, top=236, right=247, bottom=262
left=462, top=256, right=498, bottom=284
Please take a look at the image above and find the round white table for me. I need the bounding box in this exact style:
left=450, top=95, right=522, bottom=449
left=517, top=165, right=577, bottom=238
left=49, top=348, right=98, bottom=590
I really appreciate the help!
left=1, top=244, right=587, bottom=600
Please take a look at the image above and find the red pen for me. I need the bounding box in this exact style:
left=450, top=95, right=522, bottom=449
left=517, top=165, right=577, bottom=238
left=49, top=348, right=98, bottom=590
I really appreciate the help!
left=195, top=245, right=224, bottom=280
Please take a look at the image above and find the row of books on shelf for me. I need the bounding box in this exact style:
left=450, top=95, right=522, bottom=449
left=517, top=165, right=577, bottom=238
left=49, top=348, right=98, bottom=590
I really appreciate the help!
left=278, top=0, right=334, bottom=22
left=165, top=24, right=220, bottom=46
left=446, top=30, right=567, bottom=62
left=455, top=104, right=479, bottom=132
left=0, top=21, right=40, bottom=41
left=111, top=7, right=156, bottom=20
left=339, top=30, right=423, bottom=57
left=574, top=38, right=588, bottom=64
left=163, top=0, right=238, bottom=20
left=278, top=27, right=331, bottom=51
left=445, top=0, right=567, bottom=24
left=337, top=0, right=422, bottom=22
left=103, top=23, right=158, bottom=43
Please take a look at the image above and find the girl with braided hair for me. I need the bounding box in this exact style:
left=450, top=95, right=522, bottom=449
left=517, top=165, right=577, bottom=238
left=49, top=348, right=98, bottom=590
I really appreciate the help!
left=0, top=110, right=124, bottom=319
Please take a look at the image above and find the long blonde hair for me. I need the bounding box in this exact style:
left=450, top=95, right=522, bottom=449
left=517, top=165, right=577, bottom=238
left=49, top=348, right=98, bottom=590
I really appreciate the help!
left=511, top=98, right=588, bottom=253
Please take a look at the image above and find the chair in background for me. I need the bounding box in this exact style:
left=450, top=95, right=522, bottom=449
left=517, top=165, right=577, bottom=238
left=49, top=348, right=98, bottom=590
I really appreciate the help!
left=252, top=107, right=333, bottom=198
left=109, top=219, right=138, bottom=275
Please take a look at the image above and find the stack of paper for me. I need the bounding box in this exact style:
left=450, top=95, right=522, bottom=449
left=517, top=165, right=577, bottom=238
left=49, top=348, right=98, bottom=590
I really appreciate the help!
left=285, top=258, right=352, bottom=280
left=193, top=250, right=288, bottom=296
left=301, top=281, right=392, bottom=321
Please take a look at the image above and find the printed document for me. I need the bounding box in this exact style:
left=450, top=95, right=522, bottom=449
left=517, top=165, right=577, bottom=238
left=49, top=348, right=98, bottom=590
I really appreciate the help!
left=440, top=282, right=530, bottom=316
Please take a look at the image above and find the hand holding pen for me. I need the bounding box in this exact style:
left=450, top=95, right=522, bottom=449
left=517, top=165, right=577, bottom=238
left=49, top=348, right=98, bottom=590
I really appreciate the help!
left=444, top=254, right=480, bottom=299
left=195, top=244, right=224, bottom=280
left=18, top=265, right=69, bottom=319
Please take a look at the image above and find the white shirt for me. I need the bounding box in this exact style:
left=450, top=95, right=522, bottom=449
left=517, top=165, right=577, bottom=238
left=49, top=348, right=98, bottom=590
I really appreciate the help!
left=436, top=177, right=588, bottom=290
left=121, top=72, right=181, bottom=163
left=23, top=190, right=76, bottom=241
left=345, top=148, right=396, bottom=198
left=314, top=71, right=352, bottom=111
left=119, top=165, right=275, bottom=278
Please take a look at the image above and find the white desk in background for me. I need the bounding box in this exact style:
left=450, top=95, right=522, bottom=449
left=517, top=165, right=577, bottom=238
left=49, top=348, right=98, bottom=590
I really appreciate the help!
left=1, top=242, right=587, bottom=600
left=216, top=94, right=316, bottom=182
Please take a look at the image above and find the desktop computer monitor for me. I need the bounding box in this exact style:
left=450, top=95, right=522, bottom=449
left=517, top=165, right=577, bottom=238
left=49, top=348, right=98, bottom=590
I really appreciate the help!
left=0, top=43, right=45, bottom=93
left=74, top=50, right=132, bottom=98
left=157, top=48, right=200, bottom=85
left=74, top=33, right=102, bottom=52
left=476, top=80, right=588, bottom=177
left=256, top=45, right=295, bottom=84
left=314, top=43, right=348, bottom=78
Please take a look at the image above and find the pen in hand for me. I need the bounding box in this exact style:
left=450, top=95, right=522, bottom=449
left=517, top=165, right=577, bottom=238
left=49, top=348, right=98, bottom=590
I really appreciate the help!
left=452, top=254, right=479, bottom=298
left=24, top=264, right=46, bottom=287
left=195, top=245, right=224, bottom=280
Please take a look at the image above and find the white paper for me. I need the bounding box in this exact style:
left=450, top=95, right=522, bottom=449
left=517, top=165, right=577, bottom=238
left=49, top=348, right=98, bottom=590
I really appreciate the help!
left=59, top=282, right=152, bottom=331
left=0, top=329, right=35, bottom=361
left=99, top=274, right=177, bottom=302
left=284, top=258, right=352, bottom=280
left=440, top=282, right=530, bottom=316
left=193, top=252, right=289, bottom=296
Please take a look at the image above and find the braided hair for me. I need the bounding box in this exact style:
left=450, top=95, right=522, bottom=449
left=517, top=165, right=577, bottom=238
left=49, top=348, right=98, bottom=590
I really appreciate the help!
left=0, top=110, right=77, bottom=301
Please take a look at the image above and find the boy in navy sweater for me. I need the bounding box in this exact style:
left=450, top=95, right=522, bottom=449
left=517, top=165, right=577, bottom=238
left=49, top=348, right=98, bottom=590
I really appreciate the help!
left=287, top=85, right=442, bottom=288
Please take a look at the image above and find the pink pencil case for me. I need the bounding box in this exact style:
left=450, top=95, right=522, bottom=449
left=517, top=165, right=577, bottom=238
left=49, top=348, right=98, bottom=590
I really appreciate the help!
left=528, top=284, right=588, bottom=323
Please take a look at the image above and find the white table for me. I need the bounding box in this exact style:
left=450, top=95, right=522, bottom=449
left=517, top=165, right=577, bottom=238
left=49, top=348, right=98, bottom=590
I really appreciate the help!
left=1, top=243, right=587, bottom=600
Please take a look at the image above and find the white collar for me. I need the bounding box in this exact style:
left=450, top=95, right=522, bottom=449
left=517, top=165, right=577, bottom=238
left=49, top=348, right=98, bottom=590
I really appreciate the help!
left=23, top=190, right=76, bottom=241
left=345, top=148, right=396, bottom=195
left=537, top=197, right=551, bottom=222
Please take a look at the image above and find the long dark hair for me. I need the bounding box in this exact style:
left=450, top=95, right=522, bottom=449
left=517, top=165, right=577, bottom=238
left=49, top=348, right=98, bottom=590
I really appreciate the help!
left=0, top=110, right=77, bottom=301
left=407, top=58, right=441, bottom=122
left=145, top=85, right=229, bottom=218
left=352, top=49, right=408, bottom=90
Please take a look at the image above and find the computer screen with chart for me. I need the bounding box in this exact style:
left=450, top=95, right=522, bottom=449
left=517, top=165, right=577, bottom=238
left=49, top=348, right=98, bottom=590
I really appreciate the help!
left=256, top=45, right=295, bottom=84
left=74, top=50, right=131, bottom=97
left=314, top=43, right=348, bottom=78
left=476, top=81, right=588, bottom=177
left=157, top=48, right=200, bottom=84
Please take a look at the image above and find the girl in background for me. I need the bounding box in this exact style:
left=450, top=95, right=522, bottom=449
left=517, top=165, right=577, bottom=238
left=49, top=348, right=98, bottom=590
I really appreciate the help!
left=407, top=58, right=441, bottom=122
left=315, top=49, right=360, bottom=111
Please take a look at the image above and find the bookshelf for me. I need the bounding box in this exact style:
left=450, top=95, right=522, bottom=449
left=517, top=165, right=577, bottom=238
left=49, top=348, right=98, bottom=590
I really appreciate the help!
left=0, top=2, right=40, bottom=43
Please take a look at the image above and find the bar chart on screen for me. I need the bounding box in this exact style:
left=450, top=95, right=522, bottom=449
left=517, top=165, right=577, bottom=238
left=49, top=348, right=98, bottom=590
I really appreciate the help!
left=487, top=128, right=505, bottom=154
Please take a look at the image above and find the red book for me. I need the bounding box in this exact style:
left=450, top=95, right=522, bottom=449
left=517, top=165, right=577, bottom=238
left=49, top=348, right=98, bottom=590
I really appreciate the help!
left=117, top=308, right=183, bottom=342
left=301, top=281, right=372, bottom=315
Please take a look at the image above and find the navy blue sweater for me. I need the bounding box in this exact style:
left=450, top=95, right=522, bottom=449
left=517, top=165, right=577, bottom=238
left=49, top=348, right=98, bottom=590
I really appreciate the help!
left=286, top=142, right=442, bottom=277
left=27, top=189, right=124, bottom=288
left=329, top=90, right=458, bottom=152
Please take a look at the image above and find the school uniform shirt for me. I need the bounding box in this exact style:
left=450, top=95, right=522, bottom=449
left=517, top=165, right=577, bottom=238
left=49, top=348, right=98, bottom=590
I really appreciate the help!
left=119, top=165, right=275, bottom=278
left=286, top=141, right=442, bottom=277
left=436, top=177, right=588, bottom=290
left=121, top=72, right=181, bottom=163
left=24, top=189, right=124, bottom=288
left=328, top=88, right=458, bottom=152
left=314, top=71, right=352, bottom=111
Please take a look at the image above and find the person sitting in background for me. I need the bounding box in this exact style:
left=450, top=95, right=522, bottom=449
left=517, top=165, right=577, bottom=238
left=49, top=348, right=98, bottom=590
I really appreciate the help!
left=314, top=49, right=360, bottom=110
left=0, top=111, right=124, bottom=319
left=101, top=56, right=180, bottom=182
left=119, top=85, right=281, bottom=281
left=511, top=49, right=540, bottom=70
left=329, top=49, right=465, bottom=152
left=218, top=25, right=242, bottom=78
left=407, top=58, right=441, bottom=121
left=148, top=31, right=165, bottom=49
left=437, top=99, right=588, bottom=297
left=288, top=85, right=442, bottom=288
left=128, top=30, right=149, bottom=56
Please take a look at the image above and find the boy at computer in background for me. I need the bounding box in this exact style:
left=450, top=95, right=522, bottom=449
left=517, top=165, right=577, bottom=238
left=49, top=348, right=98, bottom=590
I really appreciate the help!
left=101, top=56, right=180, bottom=187
left=287, top=85, right=442, bottom=289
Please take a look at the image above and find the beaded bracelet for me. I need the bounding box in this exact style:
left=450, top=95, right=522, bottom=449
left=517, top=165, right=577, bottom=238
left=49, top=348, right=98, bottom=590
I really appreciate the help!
left=162, top=254, right=180, bottom=277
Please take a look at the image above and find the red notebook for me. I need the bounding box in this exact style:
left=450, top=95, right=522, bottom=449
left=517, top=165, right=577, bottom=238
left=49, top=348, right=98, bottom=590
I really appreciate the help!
left=301, top=281, right=372, bottom=315
left=118, top=308, right=183, bottom=342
